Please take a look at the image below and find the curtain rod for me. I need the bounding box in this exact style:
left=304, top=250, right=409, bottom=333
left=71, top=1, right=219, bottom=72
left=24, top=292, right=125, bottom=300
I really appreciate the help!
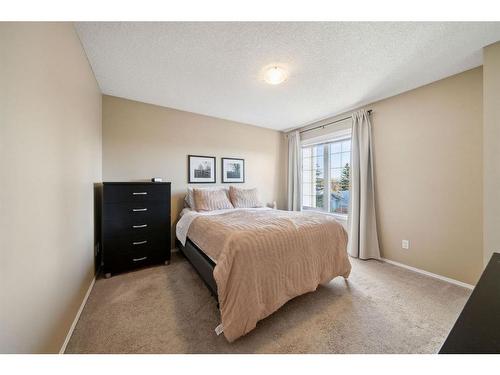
left=299, top=109, right=372, bottom=135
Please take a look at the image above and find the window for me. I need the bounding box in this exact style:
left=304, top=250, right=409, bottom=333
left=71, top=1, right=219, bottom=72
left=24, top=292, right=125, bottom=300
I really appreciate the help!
left=302, top=133, right=351, bottom=216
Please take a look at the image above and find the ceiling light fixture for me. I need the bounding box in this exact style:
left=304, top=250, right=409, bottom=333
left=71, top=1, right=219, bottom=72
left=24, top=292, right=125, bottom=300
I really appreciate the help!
left=263, top=66, right=288, bottom=85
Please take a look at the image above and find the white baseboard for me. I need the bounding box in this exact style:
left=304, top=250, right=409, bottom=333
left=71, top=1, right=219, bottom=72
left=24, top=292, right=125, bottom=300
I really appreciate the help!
left=380, top=258, right=474, bottom=290
left=59, top=276, right=96, bottom=354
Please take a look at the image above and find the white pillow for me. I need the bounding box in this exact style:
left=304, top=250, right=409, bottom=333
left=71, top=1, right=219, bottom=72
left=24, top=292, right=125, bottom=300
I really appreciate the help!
left=193, top=188, right=234, bottom=212
left=229, top=186, right=263, bottom=208
left=184, top=186, right=229, bottom=209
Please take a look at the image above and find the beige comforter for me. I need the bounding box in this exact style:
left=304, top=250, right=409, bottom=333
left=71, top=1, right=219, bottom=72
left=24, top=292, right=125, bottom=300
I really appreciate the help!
left=187, top=209, right=351, bottom=342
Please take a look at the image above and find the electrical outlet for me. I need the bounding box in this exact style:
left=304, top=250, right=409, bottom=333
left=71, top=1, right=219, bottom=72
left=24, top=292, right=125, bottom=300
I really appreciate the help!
left=402, top=240, right=410, bottom=250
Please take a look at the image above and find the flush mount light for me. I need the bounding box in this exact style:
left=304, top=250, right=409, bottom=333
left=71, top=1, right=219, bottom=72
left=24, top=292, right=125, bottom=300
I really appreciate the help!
left=263, top=66, right=288, bottom=85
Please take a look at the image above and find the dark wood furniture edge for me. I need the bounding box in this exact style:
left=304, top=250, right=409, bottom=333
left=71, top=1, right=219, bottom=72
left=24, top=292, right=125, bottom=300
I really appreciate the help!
left=177, top=238, right=218, bottom=301
left=93, top=183, right=103, bottom=274
left=102, top=181, right=171, bottom=185
left=439, top=252, right=500, bottom=354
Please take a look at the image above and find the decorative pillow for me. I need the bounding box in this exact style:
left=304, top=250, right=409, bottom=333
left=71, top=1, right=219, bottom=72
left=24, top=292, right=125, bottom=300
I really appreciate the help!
left=229, top=186, right=262, bottom=208
left=185, top=187, right=229, bottom=209
left=193, top=188, right=234, bottom=212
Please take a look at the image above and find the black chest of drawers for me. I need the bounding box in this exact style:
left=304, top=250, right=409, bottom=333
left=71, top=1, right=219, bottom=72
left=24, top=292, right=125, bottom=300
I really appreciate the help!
left=101, top=182, right=171, bottom=277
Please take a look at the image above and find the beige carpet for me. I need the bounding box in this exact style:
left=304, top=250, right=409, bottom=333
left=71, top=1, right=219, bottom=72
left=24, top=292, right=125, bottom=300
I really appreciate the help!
left=65, top=252, right=470, bottom=354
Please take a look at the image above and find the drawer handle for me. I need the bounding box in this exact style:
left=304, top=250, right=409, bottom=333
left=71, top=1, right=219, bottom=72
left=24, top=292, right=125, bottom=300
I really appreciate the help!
left=132, top=256, right=148, bottom=262
left=133, top=192, right=148, bottom=195
left=132, top=224, right=148, bottom=228
left=133, top=240, right=148, bottom=245
left=132, top=208, right=148, bottom=212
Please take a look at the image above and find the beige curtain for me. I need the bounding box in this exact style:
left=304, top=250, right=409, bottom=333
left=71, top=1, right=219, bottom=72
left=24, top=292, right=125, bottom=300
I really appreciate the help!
left=348, top=110, right=380, bottom=259
left=287, top=131, right=302, bottom=211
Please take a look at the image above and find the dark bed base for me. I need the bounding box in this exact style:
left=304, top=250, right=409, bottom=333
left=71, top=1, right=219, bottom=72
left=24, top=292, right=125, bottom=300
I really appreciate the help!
left=177, top=238, right=218, bottom=301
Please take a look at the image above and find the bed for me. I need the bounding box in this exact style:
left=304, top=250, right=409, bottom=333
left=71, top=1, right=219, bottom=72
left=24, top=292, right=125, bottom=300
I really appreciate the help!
left=176, top=206, right=351, bottom=342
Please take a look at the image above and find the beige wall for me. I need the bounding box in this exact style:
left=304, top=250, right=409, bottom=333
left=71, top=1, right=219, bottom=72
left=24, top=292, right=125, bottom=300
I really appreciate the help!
left=483, top=42, right=500, bottom=266
left=293, top=68, right=484, bottom=285
left=371, top=67, right=483, bottom=285
left=0, top=23, right=102, bottom=353
left=102, top=95, right=286, bottom=245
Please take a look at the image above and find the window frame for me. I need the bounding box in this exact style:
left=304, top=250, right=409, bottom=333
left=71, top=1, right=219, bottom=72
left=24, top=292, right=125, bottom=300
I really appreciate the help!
left=301, top=129, right=352, bottom=221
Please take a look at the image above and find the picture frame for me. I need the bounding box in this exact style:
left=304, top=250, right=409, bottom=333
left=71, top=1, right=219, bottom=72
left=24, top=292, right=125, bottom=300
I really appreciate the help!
left=221, top=157, right=245, bottom=183
left=188, top=155, right=216, bottom=183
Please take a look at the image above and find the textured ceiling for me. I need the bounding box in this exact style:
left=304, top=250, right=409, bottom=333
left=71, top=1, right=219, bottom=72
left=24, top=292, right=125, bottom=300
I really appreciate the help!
left=75, top=22, right=500, bottom=130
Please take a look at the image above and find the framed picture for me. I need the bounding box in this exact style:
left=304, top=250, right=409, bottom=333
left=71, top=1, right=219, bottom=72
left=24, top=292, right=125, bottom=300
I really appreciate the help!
left=188, top=155, right=216, bottom=183
left=222, top=158, right=245, bottom=183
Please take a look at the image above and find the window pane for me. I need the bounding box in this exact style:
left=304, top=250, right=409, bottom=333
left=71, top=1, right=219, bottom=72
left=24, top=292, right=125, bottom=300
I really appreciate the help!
left=302, top=156, right=312, bottom=169
left=330, top=190, right=349, bottom=214
left=341, top=152, right=350, bottom=167
left=313, top=156, right=324, bottom=170
left=330, top=172, right=340, bottom=195
left=302, top=145, right=325, bottom=210
left=331, top=168, right=341, bottom=180
left=341, top=140, right=351, bottom=152
left=331, top=142, right=341, bottom=153
left=331, top=153, right=341, bottom=168
left=302, top=184, right=312, bottom=196
left=303, top=195, right=313, bottom=207
left=313, top=145, right=323, bottom=158
left=302, top=140, right=351, bottom=213
left=339, top=164, right=349, bottom=190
